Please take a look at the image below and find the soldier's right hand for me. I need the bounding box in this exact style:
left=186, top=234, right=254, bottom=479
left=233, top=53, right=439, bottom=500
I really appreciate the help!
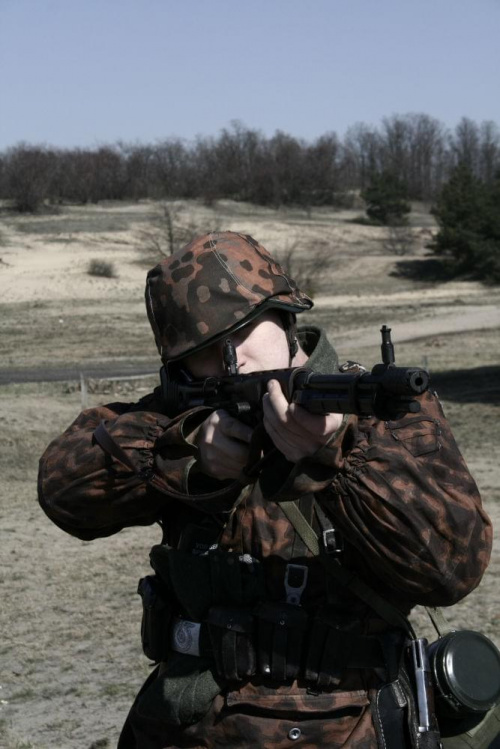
left=194, top=410, right=253, bottom=480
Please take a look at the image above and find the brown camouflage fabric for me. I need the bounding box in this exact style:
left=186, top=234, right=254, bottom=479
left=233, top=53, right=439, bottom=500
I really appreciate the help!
left=37, top=325, right=492, bottom=748
left=145, top=231, right=312, bottom=362
left=119, top=681, right=379, bottom=748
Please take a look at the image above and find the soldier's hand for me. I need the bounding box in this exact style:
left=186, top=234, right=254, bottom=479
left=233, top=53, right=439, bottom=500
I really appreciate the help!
left=262, top=379, right=344, bottom=463
left=194, top=410, right=253, bottom=480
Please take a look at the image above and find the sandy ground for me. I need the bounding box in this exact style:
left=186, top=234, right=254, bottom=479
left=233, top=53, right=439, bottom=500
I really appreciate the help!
left=0, top=200, right=499, bottom=748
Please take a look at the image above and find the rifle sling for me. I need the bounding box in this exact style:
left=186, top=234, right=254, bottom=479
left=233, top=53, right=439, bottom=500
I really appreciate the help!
left=424, top=606, right=452, bottom=637
left=94, top=421, right=138, bottom=473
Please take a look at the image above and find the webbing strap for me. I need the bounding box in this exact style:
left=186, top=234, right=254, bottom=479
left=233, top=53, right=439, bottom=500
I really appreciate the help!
left=278, top=499, right=416, bottom=638
left=425, top=606, right=452, bottom=637
left=94, top=421, right=137, bottom=472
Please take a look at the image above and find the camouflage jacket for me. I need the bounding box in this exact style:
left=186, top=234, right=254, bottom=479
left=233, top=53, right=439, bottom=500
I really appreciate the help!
left=38, top=326, right=492, bottom=748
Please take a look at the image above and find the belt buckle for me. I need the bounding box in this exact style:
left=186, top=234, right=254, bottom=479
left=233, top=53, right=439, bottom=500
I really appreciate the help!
left=284, top=563, right=308, bottom=605
left=171, top=617, right=201, bottom=657
left=323, top=528, right=344, bottom=554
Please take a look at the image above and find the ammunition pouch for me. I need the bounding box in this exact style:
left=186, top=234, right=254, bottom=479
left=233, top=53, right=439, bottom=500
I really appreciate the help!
left=255, top=601, right=309, bottom=681
left=305, top=607, right=386, bottom=689
left=148, top=545, right=265, bottom=622
left=168, top=607, right=394, bottom=686
left=206, top=606, right=256, bottom=681
left=137, top=575, right=172, bottom=662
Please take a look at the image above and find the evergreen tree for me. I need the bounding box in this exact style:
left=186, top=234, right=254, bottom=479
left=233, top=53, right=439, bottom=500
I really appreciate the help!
left=361, top=170, right=411, bottom=225
left=430, top=165, right=500, bottom=282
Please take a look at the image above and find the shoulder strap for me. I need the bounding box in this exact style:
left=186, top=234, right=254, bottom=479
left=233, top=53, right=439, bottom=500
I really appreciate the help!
left=425, top=606, right=453, bottom=637
left=278, top=499, right=416, bottom=638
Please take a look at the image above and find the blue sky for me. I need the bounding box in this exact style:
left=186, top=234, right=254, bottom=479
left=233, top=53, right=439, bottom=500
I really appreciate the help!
left=0, top=0, right=499, bottom=149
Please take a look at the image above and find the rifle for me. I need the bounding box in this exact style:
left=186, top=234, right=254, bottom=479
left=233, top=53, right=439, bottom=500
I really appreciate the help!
left=160, top=325, right=430, bottom=423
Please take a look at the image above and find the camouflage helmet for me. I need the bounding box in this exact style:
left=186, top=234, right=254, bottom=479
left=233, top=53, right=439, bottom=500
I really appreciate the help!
left=145, top=231, right=313, bottom=362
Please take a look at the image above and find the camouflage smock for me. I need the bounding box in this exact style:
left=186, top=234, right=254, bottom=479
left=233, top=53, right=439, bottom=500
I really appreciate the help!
left=37, top=326, right=492, bottom=749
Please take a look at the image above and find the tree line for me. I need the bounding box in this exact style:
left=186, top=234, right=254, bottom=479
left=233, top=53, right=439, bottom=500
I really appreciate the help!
left=1, top=114, right=499, bottom=213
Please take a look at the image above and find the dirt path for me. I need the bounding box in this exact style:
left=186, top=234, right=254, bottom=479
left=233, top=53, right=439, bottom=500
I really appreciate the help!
left=1, top=299, right=498, bottom=384
left=0, top=362, right=159, bottom=385
left=329, top=303, right=500, bottom=348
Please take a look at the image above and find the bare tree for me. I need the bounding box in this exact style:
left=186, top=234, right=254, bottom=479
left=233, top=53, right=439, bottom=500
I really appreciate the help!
left=119, top=142, right=156, bottom=199
left=406, top=114, right=448, bottom=201
left=385, top=222, right=416, bottom=256
left=139, top=202, right=221, bottom=259
left=303, top=133, right=342, bottom=206
left=478, top=121, right=500, bottom=184
left=153, top=139, right=194, bottom=199
left=3, top=144, right=56, bottom=212
left=274, top=239, right=333, bottom=297
left=2, top=115, right=499, bottom=212
left=451, top=117, right=480, bottom=173
left=342, top=123, right=382, bottom=191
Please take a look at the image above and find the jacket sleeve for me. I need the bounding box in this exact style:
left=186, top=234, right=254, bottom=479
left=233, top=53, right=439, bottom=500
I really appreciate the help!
left=261, top=391, right=492, bottom=608
left=37, top=398, right=230, bottom=541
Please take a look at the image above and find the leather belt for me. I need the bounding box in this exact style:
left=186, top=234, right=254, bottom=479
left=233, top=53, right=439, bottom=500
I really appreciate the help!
left=170, top=614, right=386, bottom=670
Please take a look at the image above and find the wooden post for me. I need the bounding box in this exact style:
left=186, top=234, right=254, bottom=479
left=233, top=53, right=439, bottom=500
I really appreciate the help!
left=80, top=373, right=88, bottom=410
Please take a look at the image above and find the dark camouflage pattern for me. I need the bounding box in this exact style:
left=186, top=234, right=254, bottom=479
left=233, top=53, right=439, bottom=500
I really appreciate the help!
left=37, top=326, right=492, bottom=748
left=120, top=682, right=378, bottom=747
left=145, top=231, right=312, bottom=362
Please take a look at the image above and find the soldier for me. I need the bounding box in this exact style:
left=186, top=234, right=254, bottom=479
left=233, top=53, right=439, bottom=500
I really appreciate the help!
left=38, top=231, right=492, bottom=748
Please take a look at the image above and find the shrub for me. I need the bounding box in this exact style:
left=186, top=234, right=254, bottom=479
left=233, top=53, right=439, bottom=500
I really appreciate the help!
left=87, top=259, right=117, bottom=278
left=386, top=222, right=415, bottom=255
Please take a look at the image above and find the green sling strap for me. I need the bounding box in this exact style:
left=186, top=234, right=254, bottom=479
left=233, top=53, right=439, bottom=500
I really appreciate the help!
left=278, top=499, right=418, bottom=637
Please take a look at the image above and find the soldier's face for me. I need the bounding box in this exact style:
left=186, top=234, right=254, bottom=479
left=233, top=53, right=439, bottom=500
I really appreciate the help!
left=183, top=311, right=292, bottom=377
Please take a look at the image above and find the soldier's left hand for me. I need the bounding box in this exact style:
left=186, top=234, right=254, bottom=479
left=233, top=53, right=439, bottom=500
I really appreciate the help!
left=262, top=379, right=344, bottom=462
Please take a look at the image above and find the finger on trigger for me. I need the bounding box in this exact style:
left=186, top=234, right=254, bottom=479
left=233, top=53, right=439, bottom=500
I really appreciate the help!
left=264, top=391, right=304, bottom=439
left=266, top=379, right=289, bottom=415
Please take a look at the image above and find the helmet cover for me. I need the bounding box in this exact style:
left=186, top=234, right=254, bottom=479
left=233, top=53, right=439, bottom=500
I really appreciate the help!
left=145, top=231, right=313, bottom=362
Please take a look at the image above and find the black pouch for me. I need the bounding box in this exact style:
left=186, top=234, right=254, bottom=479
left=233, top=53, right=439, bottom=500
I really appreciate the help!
left=137, top=575, right=172, bottom=662
left=207, top=606, right=256, bottom=682
left=305, top=611, right=357, bottom=688
left=255, top=601, right=309, bottom=682
left=150, top=544, right=212, bottom=621
left=209, top=549, right=265, bottom=609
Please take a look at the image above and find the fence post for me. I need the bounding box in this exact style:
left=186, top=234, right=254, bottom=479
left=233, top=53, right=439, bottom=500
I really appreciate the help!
left=80, top=373, right=88, bottom=409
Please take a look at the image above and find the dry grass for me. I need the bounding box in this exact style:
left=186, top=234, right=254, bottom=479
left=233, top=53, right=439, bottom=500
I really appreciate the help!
left=0, top=199, right=499, bottom=748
